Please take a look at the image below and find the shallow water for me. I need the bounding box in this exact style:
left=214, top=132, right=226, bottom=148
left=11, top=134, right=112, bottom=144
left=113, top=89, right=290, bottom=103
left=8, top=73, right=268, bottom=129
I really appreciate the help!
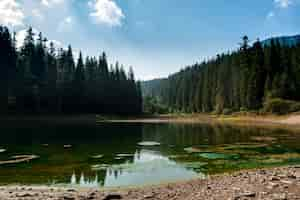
left=0, top=119, right=300, bottom=188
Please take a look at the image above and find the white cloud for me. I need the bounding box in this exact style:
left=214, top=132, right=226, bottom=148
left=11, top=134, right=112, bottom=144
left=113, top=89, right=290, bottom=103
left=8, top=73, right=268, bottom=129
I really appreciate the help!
left=89, top=0, right=125, bottom=27
left=57, top=16, right=74, bottom=32
left=32, top=9, right=44, bottom=21
left=46, top=39, right=63, bottom=49
left=16, top=28, right=39, bottom=49
left=16, top=28, right=64, bottom=50
left=274, top=0, right=292, bottom=8
left=0, top=0, right=25, bottom=27
left=41, top=0, right=64, bottom=7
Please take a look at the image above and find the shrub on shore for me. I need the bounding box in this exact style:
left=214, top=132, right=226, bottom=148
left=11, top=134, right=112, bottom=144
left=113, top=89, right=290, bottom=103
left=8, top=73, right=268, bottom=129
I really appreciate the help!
left=263, top=98, right=300, bottom=115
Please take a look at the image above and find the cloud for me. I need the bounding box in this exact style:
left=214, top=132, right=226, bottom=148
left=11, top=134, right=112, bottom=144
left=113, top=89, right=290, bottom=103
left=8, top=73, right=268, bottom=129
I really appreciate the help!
left=89, top=0, right=125, bottom=27
left=16, top=28, right=64, bottom=50
left=16, top=28, right=39, bottom=49
left=57, top=16, right=74, bottom=32
left=32, top=9, right=44, bottom=21
left=274, top=0, right=292, bottom=8
left=0, top=0, right=25, bottom=27
left=41, top=0, right=64, bottom=7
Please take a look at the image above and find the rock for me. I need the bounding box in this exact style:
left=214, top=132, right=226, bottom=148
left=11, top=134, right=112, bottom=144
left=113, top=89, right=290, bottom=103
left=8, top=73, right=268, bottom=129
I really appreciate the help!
left=280, top=180, right=293, bottom=184
left=241, top=191, right=256, bottom=197
left=88, top=192, right=97, bottom=199
left=16, top=192, right=34, bottom=197
left=295, top=172, right=300, bottom=178
left=63, top=195, right=75, bottom=200
left=143, top=193, right=155, bottom=199
left=103, top=194, right=122, bottom=200
left=0, top=155, right=39, bottom=165
left=67, top=188, right=77, bottom=192
left=91, top=154, right=104, bottom=159
left=259, top=170, right=266, bottom=175
left=138, top=141, right=160, bottom=146
left=271, top=193, right=287, bottom=200
left=288, top=174, right=296, bottom=179
left=267, top=182, right=279, bottom=189
left=0, top=149, right=6, bottom=153
left=270, top=176, right=280, bottom=181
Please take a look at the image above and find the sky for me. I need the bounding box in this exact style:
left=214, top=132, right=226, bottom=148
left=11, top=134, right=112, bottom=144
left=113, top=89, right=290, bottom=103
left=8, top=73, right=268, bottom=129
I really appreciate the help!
left=0, top=0, right=300, bottom=80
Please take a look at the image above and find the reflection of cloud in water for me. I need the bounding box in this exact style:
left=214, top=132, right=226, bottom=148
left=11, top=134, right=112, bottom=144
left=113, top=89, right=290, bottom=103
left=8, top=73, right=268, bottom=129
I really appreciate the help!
left=103, top=150, right=200, bottom=187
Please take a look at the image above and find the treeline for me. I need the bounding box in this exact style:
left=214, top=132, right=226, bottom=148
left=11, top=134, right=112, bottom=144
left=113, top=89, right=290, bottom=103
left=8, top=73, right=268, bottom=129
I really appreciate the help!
left=1, top=26, right=142, bottom=115
left=148, top=36, right=300, bottom=114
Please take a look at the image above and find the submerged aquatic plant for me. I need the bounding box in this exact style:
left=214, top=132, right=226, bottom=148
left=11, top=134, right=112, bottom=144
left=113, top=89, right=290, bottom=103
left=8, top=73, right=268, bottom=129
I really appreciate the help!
left=198, top=153, right=240, bottom=160
left=138, top=141, right=160, bottom=146
left=90, top=155, right=104, bottom=159
left=0, top=155, right=39, bottom=165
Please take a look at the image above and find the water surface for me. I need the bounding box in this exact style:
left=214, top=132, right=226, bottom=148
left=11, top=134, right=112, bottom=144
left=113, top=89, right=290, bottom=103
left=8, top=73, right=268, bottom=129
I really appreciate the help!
left=0, top=119, right=300, bottom=188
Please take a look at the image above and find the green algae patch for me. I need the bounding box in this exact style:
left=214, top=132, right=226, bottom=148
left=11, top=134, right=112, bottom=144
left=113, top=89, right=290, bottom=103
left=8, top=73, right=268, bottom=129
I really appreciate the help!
left=198, top=153, right=240, bottom=160
left=222, top=143, right=268, bottom=151
left=182, top=162, right=208, bottom=170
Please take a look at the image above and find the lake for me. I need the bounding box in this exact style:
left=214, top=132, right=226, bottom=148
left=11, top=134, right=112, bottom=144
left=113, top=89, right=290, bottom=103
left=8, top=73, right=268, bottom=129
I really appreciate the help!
left=0, top=118, right=300, bottom=188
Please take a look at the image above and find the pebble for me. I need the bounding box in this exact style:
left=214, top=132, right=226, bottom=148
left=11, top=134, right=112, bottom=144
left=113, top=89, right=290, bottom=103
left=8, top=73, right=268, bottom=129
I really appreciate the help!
left=1, top=167, right=300, bottom=200
left=271, top=193, right=287, bottom=200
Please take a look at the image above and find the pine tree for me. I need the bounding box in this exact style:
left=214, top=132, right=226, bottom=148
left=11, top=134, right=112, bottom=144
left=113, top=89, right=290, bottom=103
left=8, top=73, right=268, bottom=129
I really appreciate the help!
left=73, top=52, right=86, bottom=111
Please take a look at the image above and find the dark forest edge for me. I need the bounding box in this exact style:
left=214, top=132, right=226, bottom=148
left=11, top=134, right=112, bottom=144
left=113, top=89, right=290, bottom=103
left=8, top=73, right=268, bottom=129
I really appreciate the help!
left=1, top=26, right=143, bottom=115
left=142, top=36, right=300, bottom=116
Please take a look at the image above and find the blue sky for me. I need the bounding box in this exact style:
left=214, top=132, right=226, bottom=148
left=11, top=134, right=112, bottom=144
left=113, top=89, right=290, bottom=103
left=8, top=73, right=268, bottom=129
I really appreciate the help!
left=0, top=0, right=300, bottom=80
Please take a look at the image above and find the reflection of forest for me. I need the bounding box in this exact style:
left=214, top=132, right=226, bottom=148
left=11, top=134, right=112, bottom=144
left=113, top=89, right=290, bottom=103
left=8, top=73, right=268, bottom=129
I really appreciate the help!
left=71, top=149, right=198, bottom=187
left=71, top=123, right=300, bottom=187
left=141, top=123, right=299, bottom=146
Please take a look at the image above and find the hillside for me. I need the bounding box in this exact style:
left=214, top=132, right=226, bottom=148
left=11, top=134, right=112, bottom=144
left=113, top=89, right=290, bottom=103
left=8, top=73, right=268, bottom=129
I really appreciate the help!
left=141, top=78, right=166, bottom=97
left=262, top=34, right=300, bottom=47
left=142, top=35, right=300, bottom=114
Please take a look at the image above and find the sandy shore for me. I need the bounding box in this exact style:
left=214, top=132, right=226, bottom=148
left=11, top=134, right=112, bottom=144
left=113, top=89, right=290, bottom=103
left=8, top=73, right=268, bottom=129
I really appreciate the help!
left=1, top=166, right=300, bottom=200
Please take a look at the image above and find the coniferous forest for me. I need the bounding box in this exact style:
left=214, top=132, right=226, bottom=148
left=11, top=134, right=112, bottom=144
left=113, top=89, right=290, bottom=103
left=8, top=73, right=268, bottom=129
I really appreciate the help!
left=1, top=26, right=142, bottom=115
left=143, top=36, right=300, bottom=114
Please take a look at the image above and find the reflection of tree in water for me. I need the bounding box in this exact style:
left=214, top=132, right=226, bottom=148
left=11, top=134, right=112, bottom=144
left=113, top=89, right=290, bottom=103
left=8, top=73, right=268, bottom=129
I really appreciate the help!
left=141, top=123, right=297, bottom=147
left=70, top=172, right=101, bottom=187
left=100, top=150, right=198, bottom=187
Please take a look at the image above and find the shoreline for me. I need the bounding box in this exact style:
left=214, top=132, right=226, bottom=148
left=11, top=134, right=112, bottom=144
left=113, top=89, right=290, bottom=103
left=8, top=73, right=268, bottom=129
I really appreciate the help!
left=100, top=113, right=300, bottom=130
left=2, top=113, right=300, bottom=127
left=1, top=166, right=300, bottom=199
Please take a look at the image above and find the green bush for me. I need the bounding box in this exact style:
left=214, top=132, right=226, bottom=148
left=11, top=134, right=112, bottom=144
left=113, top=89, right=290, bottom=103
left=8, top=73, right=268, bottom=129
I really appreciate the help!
left=263, top=98, right=300, bottom=115
left=222, top=108, right=233, bottom=115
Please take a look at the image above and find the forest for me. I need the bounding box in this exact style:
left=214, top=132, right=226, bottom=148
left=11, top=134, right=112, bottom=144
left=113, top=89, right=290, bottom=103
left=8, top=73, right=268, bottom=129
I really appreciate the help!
left=143, top=36, right=300, bottom=114
left=1, top=26, right=142, bottom=115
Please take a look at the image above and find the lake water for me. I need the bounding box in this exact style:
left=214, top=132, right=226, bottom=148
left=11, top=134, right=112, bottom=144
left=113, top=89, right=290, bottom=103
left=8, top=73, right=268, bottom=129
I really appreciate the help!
left=0, top=119, right=300, bottom=188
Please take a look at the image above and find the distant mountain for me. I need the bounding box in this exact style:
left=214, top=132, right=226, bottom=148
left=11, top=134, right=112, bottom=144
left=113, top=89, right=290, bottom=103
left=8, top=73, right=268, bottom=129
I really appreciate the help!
left=141, top=78, right=166, bottom=97
left=261, top=35, right=300, bottom=47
